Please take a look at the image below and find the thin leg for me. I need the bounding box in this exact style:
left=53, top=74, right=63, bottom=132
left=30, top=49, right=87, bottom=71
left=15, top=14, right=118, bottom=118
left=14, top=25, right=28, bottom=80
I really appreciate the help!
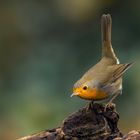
left=86, top=101, right=94, bottom=112
left=108, top=90, right=121, bottom=103
left=104, top=90, right=121, bottom=112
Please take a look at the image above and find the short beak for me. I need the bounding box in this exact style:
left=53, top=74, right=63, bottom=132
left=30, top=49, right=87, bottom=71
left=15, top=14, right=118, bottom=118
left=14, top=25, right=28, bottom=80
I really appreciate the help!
left=70, top=93, right=78, bottom=97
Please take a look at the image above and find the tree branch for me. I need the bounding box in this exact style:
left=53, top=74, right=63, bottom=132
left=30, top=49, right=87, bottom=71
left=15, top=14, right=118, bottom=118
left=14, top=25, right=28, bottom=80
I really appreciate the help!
left=17, top=103, right=140, bottom=140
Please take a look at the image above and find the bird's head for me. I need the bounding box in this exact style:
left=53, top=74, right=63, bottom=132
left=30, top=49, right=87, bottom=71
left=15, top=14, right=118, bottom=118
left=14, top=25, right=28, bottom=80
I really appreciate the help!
left=71, top=79, right=108, bottom=100
left=71, top=81, right=92, bottom=99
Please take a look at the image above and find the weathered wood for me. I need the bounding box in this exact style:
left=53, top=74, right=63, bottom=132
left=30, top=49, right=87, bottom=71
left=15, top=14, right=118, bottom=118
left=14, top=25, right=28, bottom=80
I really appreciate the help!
left=17, top=103, right=140, bottom=140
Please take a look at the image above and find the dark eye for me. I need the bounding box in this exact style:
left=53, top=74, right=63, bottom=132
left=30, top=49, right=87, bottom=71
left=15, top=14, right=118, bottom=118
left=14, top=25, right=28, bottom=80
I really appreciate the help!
left=83, top=86, right=88, bottom=90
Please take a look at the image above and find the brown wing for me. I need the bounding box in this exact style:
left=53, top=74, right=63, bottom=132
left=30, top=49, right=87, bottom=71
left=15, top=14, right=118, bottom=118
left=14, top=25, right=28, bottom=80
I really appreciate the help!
left=97, top=63, right=133, bottom=94
left=98, top=63, right=133, bottom=86
left=108, top=63, right=133, bottom=83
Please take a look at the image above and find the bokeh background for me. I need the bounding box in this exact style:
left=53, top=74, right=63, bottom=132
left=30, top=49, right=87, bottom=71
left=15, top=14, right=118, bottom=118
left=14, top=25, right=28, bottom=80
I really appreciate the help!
left=0, top=1, right=140, bottom=139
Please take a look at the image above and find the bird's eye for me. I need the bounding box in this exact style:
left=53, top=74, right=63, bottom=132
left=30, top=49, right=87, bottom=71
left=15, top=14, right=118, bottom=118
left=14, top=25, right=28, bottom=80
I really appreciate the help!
left=83, top=86, right=88, bottom=90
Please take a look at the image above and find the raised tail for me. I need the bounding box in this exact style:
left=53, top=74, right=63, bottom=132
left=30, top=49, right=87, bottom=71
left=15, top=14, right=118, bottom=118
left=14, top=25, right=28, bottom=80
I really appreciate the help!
left=101, top=14, right=118, bottom=63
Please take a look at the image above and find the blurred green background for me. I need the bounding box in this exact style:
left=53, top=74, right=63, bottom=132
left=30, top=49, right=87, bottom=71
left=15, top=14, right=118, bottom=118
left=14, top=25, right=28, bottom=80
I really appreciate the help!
left=0, top=0, right=140, bottom=139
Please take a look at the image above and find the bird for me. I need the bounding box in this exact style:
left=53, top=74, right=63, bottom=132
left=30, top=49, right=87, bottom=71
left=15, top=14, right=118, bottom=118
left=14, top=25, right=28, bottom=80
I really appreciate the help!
left=71, top=14, right=133, bottom=105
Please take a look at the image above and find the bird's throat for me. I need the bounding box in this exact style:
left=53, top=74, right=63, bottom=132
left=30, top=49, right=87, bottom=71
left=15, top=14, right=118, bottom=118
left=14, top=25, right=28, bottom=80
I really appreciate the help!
left=79, top=88, right=109, bottom=100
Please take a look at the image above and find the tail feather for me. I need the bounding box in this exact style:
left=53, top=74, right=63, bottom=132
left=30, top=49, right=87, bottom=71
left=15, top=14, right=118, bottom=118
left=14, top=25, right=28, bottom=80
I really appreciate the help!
left=101, top=14, right=112, bottom=43
left=101, top=14, right=118, bottom=63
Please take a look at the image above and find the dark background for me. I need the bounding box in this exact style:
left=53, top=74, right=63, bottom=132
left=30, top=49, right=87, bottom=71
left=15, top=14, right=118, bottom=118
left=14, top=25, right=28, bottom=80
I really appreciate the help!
left=0, top=1, right=140, bottom=139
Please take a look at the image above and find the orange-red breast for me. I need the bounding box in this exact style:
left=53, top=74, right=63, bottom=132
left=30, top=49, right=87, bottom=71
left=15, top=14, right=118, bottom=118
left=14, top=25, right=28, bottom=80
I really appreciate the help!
left=71, top=14, right=133, bottom=103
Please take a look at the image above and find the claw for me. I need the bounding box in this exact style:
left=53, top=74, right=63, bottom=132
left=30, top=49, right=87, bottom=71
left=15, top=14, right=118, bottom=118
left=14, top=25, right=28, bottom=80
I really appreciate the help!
left=85, top=101, right=94, bottom=112
left=104, top=102, right=115, bottom=112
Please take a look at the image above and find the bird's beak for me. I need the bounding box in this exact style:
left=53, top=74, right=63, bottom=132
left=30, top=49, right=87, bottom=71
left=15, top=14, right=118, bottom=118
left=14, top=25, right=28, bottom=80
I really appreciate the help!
left=70, top=92, right=79, bottom=97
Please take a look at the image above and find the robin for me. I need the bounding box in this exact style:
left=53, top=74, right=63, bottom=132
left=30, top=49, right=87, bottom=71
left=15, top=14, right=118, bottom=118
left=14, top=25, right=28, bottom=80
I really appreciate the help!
left=71, top=14, right=133, bottom=105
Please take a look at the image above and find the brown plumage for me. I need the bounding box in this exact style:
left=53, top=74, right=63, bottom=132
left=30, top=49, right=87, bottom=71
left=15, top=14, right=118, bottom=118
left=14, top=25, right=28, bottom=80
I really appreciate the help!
left=71, top=14, right=133, bottom=102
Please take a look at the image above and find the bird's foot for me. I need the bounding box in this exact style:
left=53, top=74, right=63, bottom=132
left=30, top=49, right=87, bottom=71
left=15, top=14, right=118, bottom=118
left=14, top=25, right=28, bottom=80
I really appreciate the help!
left=104, top=102, right=115, bottom=112
left=85, top=101, right=94, bottom=112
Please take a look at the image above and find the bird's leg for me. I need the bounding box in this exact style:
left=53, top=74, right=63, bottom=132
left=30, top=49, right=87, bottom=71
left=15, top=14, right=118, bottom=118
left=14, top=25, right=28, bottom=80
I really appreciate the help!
left=86, top=101, right=94, bottom=112
left=89, top=100, right=94, bottom=109
left=109, top=91, right=120, bottom=103
left=104, top=90, right=121, bottom=112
